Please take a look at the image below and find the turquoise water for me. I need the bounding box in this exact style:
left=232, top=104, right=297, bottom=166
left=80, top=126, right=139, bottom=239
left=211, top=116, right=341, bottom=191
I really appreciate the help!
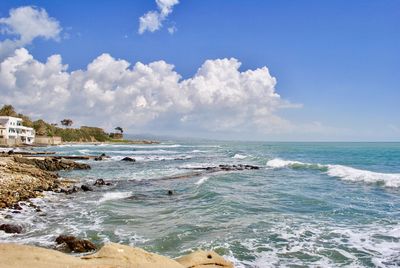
left=1, top=142, right=400, bottom=267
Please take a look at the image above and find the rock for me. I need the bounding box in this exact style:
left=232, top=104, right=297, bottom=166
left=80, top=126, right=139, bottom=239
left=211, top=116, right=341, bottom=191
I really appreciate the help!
left=55, top=235, right=97, bottom=253
left=12, top=156, right=91, bottom=172
left=80, top=184, right=93, bottom=192
left=0, top=242, right=233, bottom=268
left=121, top=157, right=136, bottom=162
left=168, top=190, right=174, bottom=196
left=12, top=203, right=22, bottom=210
left=81, top=243, right=183, bottom=267
left=175, top=250, right=234, bottom=268
left=93, top=178, right=111, bottom=186
left=94, top=178, right=105, bottom=186
left=94, top=156, right=103, bottom=161
left=0, top=223, right=23, bottom=234
left=60, top=186, right=80, bottom=195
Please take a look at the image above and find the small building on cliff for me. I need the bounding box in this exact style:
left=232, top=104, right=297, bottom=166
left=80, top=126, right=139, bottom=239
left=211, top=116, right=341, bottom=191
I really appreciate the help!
left=0, top=116, right=35, bottom=145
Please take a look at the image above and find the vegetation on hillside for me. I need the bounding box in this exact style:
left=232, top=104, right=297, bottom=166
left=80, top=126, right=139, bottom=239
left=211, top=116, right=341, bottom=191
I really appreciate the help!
left=0, top=105, right=112, bottom=142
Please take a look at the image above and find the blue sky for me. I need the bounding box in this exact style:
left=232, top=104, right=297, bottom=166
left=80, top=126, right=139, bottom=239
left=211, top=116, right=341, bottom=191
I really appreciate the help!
left=0, top=0, right=399, bottom=141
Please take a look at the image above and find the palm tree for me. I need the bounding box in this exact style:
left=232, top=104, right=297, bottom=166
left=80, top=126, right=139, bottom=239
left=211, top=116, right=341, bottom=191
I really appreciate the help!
left=115, top=127, right=123, bottom=134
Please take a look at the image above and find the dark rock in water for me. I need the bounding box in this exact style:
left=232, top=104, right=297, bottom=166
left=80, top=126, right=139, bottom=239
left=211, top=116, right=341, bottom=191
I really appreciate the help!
left=12, top=203, right=22, bottom=210
left=93, top=179, right=112, bottom=186
left=100, top=153, right=107, bottom=157
left=167, top=190, right=174, bottom=196
left=0, top=223, right=23, bottom=234
left=94, top=156, right=103, bottom=161
left=55, top=235, right=97, bottom=253
left=4, top=215, right=13, bottom=219
left=60, top=186, right=80, bottom=195
left=121, top=157, right=135, bottom=162
left=7, top=150, right=14, bottom=155
left=94, top=179, right=105, bottom=186
left=182, top=164, right=261, bottom=173
left=11, top=211, right=21, bottom=214
left=81, top=184, right=93, bottom=192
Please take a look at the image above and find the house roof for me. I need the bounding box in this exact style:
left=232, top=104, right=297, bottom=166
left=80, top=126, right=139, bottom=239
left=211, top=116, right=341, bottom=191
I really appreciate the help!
left=0, top=116, right=23, bottom=121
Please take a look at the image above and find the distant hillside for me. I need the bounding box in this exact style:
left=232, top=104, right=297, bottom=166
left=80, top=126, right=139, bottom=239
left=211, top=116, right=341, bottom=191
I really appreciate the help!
left=0, top=105, right=111, bottom=142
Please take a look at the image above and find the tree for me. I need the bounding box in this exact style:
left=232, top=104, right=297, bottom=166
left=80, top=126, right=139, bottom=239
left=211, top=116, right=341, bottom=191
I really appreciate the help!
left=61, top=119, right=73, bottom=128
left=33, top=120, right=49, bottom=136
left=115, top=127, right=123, bottom=134
left=0, top=105, right=17, bottom=116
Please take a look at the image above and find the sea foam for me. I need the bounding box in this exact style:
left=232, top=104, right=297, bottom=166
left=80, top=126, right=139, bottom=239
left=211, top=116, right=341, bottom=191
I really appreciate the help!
left=98, top=192, right=132, bottom=203
left=233, top=153, right=248, bottom=159
left=195, top=176, right=210, bottom=185
left=267, top=158, right=400, bottom=187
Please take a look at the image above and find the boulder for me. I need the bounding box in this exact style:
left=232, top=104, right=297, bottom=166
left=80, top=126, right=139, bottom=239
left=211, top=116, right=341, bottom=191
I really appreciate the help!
left=0, top=223, right=23, bottom=234
left=121, top=157, right=136, bottom=162
left=60, top=186, right=80, bottom=195
left=55, top=235, right=97, bottom=253
left=93, top=179, right=111, bottom=186
left=80, top=184, right=93, bottom=192
left=94, top=178, right=105, bottom=186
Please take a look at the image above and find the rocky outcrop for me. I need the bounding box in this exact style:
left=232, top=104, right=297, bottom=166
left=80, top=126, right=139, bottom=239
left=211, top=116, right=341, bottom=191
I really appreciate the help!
left=13, top=156, right=90, bottom=171
left=55, top=235, right=97, bottom=253
left=93, top=178, right=111, bottom=186
left=0, top=223, right=23, bottom=234
left=80, top=184, right=93, bottom=191
left=94, top=153, right=109, bottom=161
left=0, top=243, right=234, bottom=268
left=121, top=156, right=136, bottom=162
left=0, top=155, right=91, bottom=208
left=185, top=164, right=260, bottom=171
left=0, top=157, right=60, bottom=208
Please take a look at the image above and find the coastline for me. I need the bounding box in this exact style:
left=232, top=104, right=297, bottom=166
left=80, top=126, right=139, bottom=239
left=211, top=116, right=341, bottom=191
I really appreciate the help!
left=0, top=146, right=233, bottom=267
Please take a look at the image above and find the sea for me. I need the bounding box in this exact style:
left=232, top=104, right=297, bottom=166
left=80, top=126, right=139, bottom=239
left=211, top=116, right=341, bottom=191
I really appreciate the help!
left=1, top=141, right=400, bottom=267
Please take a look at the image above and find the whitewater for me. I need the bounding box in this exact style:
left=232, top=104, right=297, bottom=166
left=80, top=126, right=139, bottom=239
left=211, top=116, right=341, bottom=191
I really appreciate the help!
left=1, top=141, right=399, bottom=267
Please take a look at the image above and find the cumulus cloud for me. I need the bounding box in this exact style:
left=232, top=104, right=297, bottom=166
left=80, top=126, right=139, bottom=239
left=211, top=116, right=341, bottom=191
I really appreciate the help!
left=0, top=48, right=297, bottom=135
left=0, top=6, right=61, bottom=60
left=139, top=0, right=179, bottom=34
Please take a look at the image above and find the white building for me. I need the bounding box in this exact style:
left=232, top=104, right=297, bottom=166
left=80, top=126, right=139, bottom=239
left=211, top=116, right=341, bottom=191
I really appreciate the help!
left=0, top=116, right=35, bottom=145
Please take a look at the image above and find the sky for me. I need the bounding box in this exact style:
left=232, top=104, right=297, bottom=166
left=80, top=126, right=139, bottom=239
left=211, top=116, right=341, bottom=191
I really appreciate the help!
left=0, top=0, right=399, bottom=141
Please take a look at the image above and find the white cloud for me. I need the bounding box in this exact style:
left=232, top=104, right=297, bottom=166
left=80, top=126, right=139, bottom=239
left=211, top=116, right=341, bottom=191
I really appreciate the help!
left=138, top=0, right=179, bottom=34
left=0, top=48, right=298, bottom=136
left=0, top=6, right=61, bottom=59
left=167, top=26, right=177, bottom=34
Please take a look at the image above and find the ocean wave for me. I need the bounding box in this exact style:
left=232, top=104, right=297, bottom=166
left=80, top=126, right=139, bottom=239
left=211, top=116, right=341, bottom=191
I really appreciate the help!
left=98, top=192, right=132, bottom=203
left=195, top=176, right=209, bottom=186
left=222, top=222, right=400, bottom=267
left=232, top=153, right=248, bottom=159
left=266, top=158, right=400, bottom=187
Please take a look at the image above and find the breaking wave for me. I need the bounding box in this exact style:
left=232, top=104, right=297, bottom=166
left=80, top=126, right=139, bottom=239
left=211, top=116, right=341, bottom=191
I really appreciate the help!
left=233, top=153, right=248, bottom=159
left=98, top=192, right=132, bottom=203
left=267, top=158, right=400, bottom=187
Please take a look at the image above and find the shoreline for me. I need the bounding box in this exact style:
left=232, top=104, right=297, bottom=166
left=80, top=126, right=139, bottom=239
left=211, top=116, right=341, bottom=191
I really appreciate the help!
left=0, top=148, right=233, bottom=267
